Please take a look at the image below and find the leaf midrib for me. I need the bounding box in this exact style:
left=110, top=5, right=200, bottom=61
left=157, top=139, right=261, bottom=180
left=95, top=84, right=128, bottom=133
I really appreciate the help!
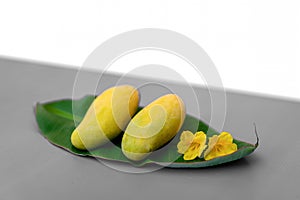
left=43, top=104, right=82, bottom=122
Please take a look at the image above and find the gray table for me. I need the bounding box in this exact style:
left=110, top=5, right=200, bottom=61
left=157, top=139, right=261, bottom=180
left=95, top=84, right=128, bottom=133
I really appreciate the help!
left=1, top=57, right=299, bottom=199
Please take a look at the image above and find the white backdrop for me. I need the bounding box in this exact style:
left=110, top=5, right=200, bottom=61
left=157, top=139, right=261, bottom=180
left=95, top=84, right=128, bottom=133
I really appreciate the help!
left=0, top=0, right=299, bottom=99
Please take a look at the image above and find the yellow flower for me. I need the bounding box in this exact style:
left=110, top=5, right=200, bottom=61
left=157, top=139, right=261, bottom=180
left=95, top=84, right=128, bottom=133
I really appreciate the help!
left=204, top=132, right=237, bottom=161
left=177, top=131, right=207, bottom=160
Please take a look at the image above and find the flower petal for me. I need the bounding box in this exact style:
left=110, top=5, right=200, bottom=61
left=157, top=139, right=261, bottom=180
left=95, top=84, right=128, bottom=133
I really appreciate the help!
left=181, top=131, right=207, bottom=160
left=203, top=135, right=218, bottom=158
left=204, top=147, right=219, bottom=161
left=218, top=143, right=238, bottom=155
left=194, top=131, right=207, bottom=157
left=183, top=143, right=199, bottom=160
left=177, top=130, right=194, bottom=154
left=198, top=144, right=207, bottom=158
left=193, top=131, right=207, bottom=144
left=218, top=132, right=234, bottom=144
left=181, top=130, right=195, bottom=142
left=204, top=132, right=237, bottom=161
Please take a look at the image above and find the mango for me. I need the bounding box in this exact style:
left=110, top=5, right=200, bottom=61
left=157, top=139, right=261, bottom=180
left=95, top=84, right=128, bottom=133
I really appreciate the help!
left=71, top=85, right=139, bottom=150
left=121, top=94, right=186, bottom=161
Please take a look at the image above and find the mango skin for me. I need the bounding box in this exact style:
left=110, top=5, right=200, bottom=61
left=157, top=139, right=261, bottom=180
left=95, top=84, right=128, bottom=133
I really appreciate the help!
left=71, top=85, right=139, bottom=150
left=121, top=94, right=186, bottom=161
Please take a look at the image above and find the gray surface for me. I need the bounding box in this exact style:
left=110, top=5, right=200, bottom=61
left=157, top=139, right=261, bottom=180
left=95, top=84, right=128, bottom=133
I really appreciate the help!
left=0, top=57, right=300, bottom=199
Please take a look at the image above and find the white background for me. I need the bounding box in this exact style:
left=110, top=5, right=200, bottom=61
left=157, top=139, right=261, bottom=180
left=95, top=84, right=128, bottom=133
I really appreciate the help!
left=0, top=0, right=299, bottom=99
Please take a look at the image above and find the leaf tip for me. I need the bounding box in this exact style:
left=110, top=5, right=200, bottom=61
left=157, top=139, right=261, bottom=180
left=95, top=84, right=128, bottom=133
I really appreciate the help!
left=253, top=123, right=259, bottom=148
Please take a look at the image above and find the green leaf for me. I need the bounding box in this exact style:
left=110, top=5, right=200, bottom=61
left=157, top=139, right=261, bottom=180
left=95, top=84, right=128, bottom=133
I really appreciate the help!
left=35, top=95, right=258, bottom=168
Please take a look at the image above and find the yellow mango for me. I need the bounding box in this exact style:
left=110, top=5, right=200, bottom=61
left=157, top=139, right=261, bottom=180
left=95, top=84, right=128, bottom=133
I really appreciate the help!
left=121, top=94, right=186, bottom=161
left=71, top=85, right=139, bottom=150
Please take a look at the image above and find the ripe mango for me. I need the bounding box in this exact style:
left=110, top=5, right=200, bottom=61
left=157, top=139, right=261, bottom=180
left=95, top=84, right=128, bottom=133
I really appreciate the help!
left=71, top=85, right=139, bottom=150
left=121, top=94, right=186, bottom=161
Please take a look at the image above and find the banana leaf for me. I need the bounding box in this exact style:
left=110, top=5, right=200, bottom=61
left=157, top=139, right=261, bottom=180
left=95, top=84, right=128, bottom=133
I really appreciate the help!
left=35, top=95, right=258, bottom=168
